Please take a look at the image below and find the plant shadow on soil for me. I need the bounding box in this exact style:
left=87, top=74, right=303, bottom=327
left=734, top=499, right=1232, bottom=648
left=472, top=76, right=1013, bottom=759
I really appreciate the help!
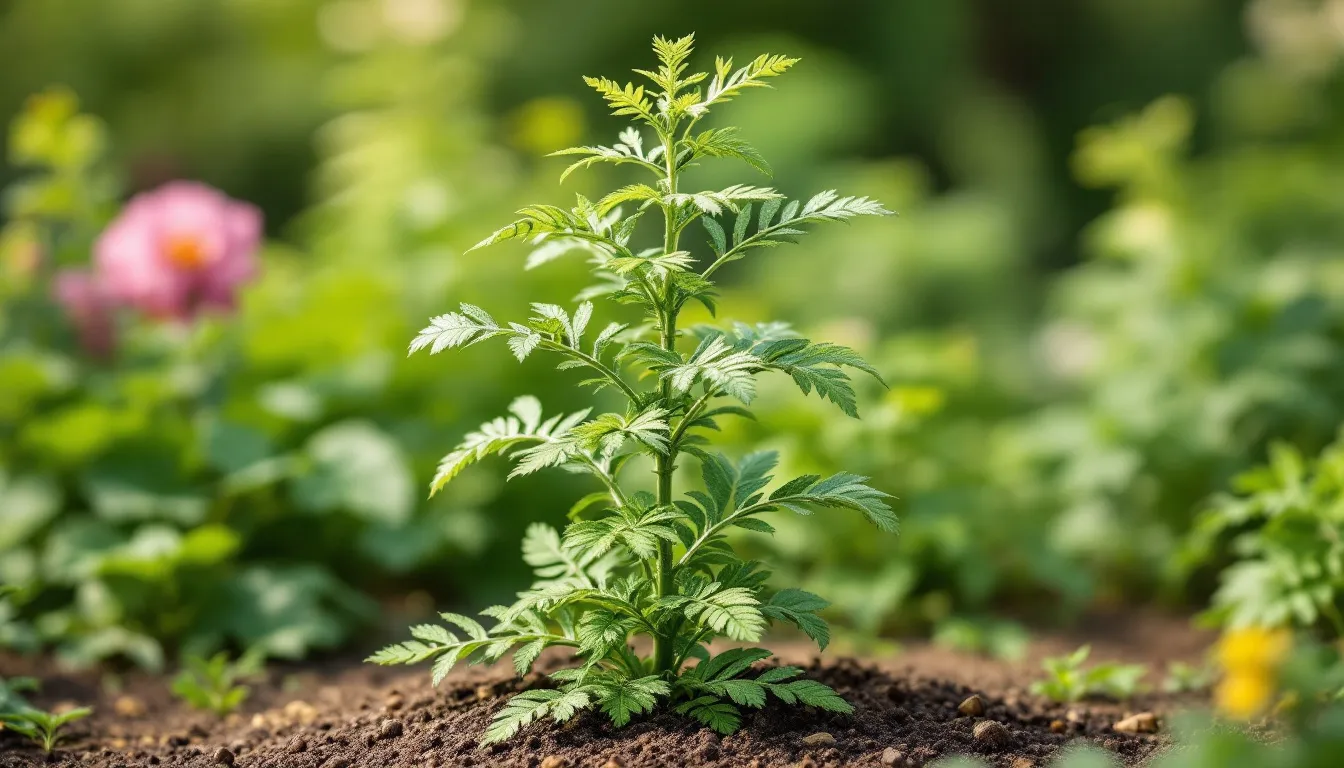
left=0, top=613, right=1210, bottom=768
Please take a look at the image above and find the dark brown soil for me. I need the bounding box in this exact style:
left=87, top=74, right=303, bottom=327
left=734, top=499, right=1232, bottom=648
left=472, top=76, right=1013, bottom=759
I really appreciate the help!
left=0, top=614, right=1210, bottom=768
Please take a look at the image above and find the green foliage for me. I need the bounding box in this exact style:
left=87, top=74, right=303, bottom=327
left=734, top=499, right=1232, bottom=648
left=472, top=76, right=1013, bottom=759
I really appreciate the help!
left=171, top=650, right=262, bottom=717
left=370, top=34, right=893, bottom=744
left=1161, top=661, right=1213, bottom=694
left=1146, top=639, right=1344, bottom=768
left=1029, top=645, right=1148, bottom=703
left=1186, top=433, right=1344, bottom=637
left=0, top=675, right=38, bottom=716
left=0, top=706, right=92, bottom=753
left=932, top=617, right=1029, bottom=662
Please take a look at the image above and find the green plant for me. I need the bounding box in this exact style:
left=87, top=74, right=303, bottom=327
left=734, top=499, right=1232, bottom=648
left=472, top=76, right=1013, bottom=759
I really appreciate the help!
left=1030, top=645, right=1148, bottom=703
left=0, top=706, right=92, bottom=753
left=171, top=650, right=263, bottom=717
left=369, top=34, right=894, bottom=743
left=0, top=676, right=38, bottom=716
left=1185, top=435, right=1344, bottom=637
left=1162, top=660, right=1213, bottom=694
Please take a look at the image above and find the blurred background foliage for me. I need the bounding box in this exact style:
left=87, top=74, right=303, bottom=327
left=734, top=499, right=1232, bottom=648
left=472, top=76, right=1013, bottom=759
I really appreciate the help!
left=5, top=0, right=1344, bottom=668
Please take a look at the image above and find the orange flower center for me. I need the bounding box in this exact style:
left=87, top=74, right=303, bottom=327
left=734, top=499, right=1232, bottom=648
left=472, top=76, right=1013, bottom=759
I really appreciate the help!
left=165, top=235, right=207, bottom=270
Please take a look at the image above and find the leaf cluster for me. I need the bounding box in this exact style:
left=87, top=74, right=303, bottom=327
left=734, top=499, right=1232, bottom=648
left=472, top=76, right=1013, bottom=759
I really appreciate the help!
left=171, top=650, right=262, bottom=717
left=0, top=706, right=92, bottom=754
left=1029, top=645, right=1148, bottom=703
left=372, top=34, right=893, bottom=745
left=1185, top=433, right=1344, bottom=637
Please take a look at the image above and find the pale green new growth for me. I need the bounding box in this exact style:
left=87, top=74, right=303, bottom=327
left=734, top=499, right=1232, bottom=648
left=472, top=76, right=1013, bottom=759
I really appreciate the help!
left=171, top=650, right=262, bottom=717
left=372, top=33, right=895, bottom=745
left=0, top=707, right=92, bottom=753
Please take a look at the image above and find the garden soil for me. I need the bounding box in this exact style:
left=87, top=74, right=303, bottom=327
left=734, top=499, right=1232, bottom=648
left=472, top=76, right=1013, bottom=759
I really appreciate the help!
left=0, top=612, right=1211, bottom=768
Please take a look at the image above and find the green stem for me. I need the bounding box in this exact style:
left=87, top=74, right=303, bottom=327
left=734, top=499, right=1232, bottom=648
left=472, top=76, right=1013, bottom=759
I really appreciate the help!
left=652, top=125, right=682, bottom=677
left=677, top=496, right=803, bottom=567
left=538, top=340, right=641, bottom=403
left=668, top=388, right=717, bottom=449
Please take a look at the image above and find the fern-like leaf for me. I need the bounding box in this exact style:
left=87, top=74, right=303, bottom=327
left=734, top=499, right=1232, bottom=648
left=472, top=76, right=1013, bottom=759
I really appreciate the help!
left=768, top=472, right=898, bottom=532
left=409, top=304, right=504, bottom=355
left=482, top=687, right=595, bottom=745
left=594, top=675, right=671, bottom=727
left=428, top=397, right=591, bottom=496
left=760, top=589, right=831, bottom=650
left=688, top=53, right=800, bottom=117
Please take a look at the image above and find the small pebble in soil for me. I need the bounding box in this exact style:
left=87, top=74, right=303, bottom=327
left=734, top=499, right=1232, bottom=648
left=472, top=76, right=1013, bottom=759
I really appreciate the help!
left=602, top=759, right=623, bottom=768
left=1050, top=719, right=1067, bottom=733
left=475, top=685, right=494, bottom=701
left=972, top=719, right=1011, bottom=748
left=1011, top=759, right=1036, bottom=768
left=957, top=694, right=986, bottom=717
left=113, top=695, right=146, bottom=718
left=284, top=700, right=319, bottom=725
left=1114, top=712, right=1159, bottom=734
left=540, top=757, right=569, bottom=768
left=801, top=732, right=837, bottom=746
left=287, top=736, right=307, bottom=753
left=213, top=747, right=235, bottom=766
left=385, top=693, right=405, bottom=711
left=379, top=718, right=404, bottom=740
left=881, top=747, right=907, bottom=766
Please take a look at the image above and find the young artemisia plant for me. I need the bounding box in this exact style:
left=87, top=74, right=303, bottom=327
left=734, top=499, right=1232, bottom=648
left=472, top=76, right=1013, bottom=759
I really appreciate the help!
left=369, top=34, right=896, bottom=744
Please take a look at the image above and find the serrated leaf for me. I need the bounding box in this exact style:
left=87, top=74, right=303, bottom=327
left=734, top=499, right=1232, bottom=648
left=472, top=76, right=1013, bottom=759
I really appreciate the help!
left=595, top=675, right=670, bottom=727
left=482, top=688, right=594, bottom=745
left=428, top=397, right=590, bottom=496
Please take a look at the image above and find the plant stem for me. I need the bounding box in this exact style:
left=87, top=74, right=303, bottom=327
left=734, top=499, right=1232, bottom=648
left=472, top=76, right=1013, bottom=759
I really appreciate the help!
left=652, top=127, right=681, bottom=676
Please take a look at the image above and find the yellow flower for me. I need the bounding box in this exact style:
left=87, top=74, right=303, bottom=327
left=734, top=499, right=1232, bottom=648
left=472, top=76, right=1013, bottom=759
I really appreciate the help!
left=1216, top=627, right=1291, bottom=675
left=1216, top=671, right=1276, bottom=720
left=1212, top=627, right=1293, bottom=721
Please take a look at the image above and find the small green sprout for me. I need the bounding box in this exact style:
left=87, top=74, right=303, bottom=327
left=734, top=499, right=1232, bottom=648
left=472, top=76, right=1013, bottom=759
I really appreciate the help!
left=171, top=650, right=263, bottom=717
left=0, top=707, right=93, bottom=753
left=1161, top=660, right=1214, bottom=693
left=1030, top=645, right=1148, bottom=703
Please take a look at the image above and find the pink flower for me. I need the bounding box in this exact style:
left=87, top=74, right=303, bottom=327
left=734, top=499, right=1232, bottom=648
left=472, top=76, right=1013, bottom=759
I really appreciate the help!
left=53, top=269, right=115, bottom=359
left=94, top=181, right=262, bottom=320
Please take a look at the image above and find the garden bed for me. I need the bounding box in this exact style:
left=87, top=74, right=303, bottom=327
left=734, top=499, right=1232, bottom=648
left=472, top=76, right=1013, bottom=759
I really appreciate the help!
left=0, top=614, right=1209, bottom=768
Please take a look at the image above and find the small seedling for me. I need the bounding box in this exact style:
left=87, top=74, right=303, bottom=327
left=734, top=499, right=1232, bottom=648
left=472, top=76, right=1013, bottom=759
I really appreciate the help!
left=370, top=34, right=896, bottom=744
left=0, top=707, right=92, bottom=753
left=171, top=651, right=262, bottom=717
left=1162, top=660, right=1213, bottom=694
left=1030, top=645, right=1148, bottom=703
